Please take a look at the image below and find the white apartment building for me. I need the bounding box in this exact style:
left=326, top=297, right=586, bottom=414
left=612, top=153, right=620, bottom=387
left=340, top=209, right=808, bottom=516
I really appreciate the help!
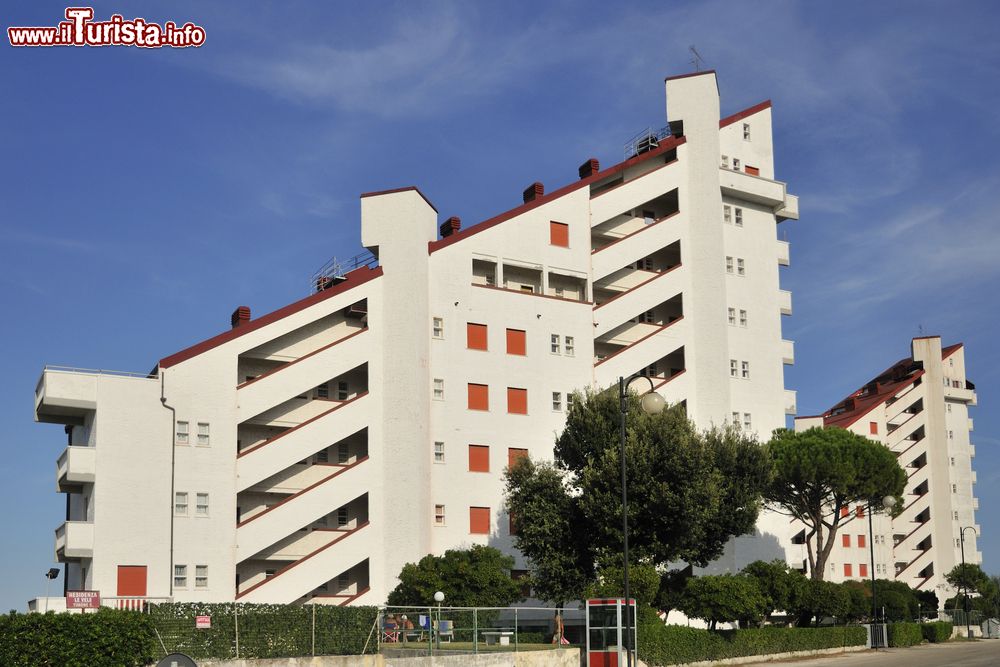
left=794, top=336, right=981, bottom=599
left=33, top=70, right=800, bottom=607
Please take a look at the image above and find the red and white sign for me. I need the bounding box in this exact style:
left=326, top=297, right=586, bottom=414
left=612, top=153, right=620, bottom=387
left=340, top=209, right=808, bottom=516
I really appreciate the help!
left=195, top=615, right=211, bottom=629
left=66, top=590, right=100, bottom=609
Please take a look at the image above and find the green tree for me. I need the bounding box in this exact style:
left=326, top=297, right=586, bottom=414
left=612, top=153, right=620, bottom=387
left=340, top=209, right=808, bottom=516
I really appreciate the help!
left=863, top=579, right=918, bottom=621
left=677, top=574, right=768, bottom=630
left=945, top=563, right=991, bottom=595
left=793, top=579, right=850, bottom=626
left=588, top=562, right=662, bottom=626
left=504, top=389, right=770, bottom=608
left=386, top=545, right=523, bottom=607
left=764, top=427, right=906, bottom=580
left=740, top=560, right=807, bottom=618
left=841, top=581, right=870, bottom=623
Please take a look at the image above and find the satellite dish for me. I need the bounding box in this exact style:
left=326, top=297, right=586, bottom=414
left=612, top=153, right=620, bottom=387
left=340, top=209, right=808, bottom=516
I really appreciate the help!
left=156, top=654, right=197, bottom=667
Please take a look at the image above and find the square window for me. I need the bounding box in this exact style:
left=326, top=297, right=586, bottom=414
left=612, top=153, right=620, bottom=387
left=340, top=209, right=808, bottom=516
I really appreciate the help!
left=737, top=258, right=745, bottom=276
left=723, top=205, right=732, bottom=224
left=550, top=221, right=569, bottom=247
left=507, top=387, right=528, bottom=415
left=467, top=323, right=488, bottom=351
left=730, top=359, right=738, bottom=377
left=552, top=392, right=562, bottom=411
left=739, top=310, right=747, bottom=327
left=176, top=421, right=189, bottom=445
left=550, top=334, right=561, bottom=354
left=196, top=493, right=209, bottom=516
left=506, top=329, right=526, bottom=355
left=174, top=564, right=187, bottom=588
left=434, top=505, right=446, bottom=525
left=432, top=317, right=444, bottom=339
left=470, top=506, right=490, bottom=534
left=735, top=208, right=743, bottom=227
left=195, top=565, right=208, bottom=588
left=564, top=336, right=575, bottom=356
left=174, top=492, right=188, bottom=516
left=728, top=308, right=736, bottom=325
left=726, top=256, right=734, bottom=273
left=434, top=441, right=445, bottom=463
left=196, top=422, right=210, bottom=446
left=508, top=447, right=529, bottom=469
left=433, top=378, right=445, bottom=400
left=469, top=444, right=490, bottom=473
left=468, top=383, right=489, bottom=411
left=741, top=361, right=750, bottom=379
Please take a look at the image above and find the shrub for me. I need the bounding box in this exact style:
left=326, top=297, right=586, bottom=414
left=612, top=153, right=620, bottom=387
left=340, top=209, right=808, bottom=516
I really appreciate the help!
left=0, top=609, right=156, bottom=667
left=677, top=574, right=768, bottom=629
left=887, top=622, right=923, bottom=647
left=639, top=623, right=866, bottom=665
left=920, top=621, right=952, bottom=643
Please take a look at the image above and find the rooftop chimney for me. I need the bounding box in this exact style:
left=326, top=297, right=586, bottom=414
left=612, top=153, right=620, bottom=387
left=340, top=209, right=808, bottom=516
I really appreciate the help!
left=522, top=182, right=544, bottom=203
left=231, top=306, right=251, bottom=329
left=578, top=158, right=600, bottom=179
left=439, top=216, right=461, bottom=238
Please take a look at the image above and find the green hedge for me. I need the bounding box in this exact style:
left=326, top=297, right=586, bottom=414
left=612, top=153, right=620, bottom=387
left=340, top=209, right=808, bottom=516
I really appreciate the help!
left=0, top=609, right=156, bottom=667
left=921, top=621, right=952, bottom=643
left=887, top=622, right=923, bottom=647
left=639, top=624, right=867, bottom=665
left=148, top=603, right=379, bottom=659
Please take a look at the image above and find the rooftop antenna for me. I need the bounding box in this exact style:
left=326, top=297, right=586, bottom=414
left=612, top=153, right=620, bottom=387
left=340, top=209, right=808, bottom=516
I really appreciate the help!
left=918, top=324, right=925, bottom=336
left=689, top=45, right=705, bottom=72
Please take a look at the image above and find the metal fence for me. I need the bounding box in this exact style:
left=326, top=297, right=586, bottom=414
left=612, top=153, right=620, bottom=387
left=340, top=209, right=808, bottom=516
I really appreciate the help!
left=378, top=605, right=583, bottom=656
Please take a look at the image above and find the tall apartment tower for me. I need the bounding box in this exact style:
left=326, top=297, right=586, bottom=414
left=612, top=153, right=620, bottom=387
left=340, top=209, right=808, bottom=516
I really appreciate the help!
left=33, top=71, right=799, bottom=607
left=794, top=336, right=981, bottom=598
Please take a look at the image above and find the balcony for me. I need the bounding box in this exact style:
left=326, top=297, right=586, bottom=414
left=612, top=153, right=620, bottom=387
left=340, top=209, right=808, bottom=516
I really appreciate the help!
left=56, top=446, right=96, bottom=492
left=777, top=240, right=790, bottom=266
left=777, top=194, right=799, bottom=221
left=970, top=444, right=976, bottom=458
left=719, top=168, right=786, bottom=208
left=784, top=389, right=797, bottom=416
left=944, top=381, right=976, bottom=405
left=781, top=339, right=795, bottom=366
left=778, top=290, right=792, bottom=316
left=35, top=368, right=99, bottom=425
left=55, top=521, right=94, bottom=561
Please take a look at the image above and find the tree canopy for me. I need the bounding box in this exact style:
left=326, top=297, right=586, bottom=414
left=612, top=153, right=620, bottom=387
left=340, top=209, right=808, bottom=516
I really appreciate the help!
left=505, top=388, right=771, bottom=604
left=740, top=560, right=806, bottom=616
left=386, top=545, right=524, bottom=608
left=677, top=574, right=768, bottom=630
left=764, top=427, right=906, bottom=580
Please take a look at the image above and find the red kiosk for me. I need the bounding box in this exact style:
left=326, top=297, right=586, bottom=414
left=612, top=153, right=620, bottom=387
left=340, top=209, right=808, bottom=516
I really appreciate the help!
left=586, top=598, right=637, bottom=667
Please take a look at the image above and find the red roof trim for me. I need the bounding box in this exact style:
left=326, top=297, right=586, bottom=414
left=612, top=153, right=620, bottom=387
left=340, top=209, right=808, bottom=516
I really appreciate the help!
left=664, top=70, right=716, bottom=82
left=942, top=343, right=963, bottom=359
left=427, top=136, right=686, bottom=254
left=720, top=100, right=772, bottom=128
left=159, top=266, right=383, bottom=369
left=359, top=186, right=438, bottom=213
left=825, top=370, right=924, bottom=429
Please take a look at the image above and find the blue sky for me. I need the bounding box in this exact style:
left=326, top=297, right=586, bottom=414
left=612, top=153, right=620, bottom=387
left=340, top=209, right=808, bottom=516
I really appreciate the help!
left=2, top=1, right=998, bottom=611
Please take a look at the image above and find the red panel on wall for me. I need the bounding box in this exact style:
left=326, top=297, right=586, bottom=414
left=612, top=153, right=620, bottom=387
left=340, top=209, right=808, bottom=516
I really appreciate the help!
left=858, top=534, right=866, bottom=548
left=860, top=564, right=868, bottom=578
left=469, top=445, right=490, bottom=472
left=550, top=221, right=569, bottom=247
left=117, top=565, right=147, bottom=597
left=869, top=421, right=878, bottom=435
left=842, top=534, right=851, bottom=548
left=507, top=387, right=528, bottom=415
left=468, top=383, right=489, bottom=411
left=745, top=165, right=760, bottom=176
left=467, top=323, right=488, bottom=351
left=470, top=506, right=490, bottom=534
left=506, top=329, right=526, bottom=356
left=508, top=447, right=529, bottom=469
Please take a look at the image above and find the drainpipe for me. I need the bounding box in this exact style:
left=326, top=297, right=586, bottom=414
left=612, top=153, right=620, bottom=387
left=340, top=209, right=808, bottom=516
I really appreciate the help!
left=160, top=370, right=176, bottom=598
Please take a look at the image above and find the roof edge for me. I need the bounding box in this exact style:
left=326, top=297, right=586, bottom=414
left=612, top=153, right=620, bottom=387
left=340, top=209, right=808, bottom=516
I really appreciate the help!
left=720, top=100, right=772, bottom=128
left=664, top=70, right=717, bottom=82
left=360, top=186, right=438, bottom=213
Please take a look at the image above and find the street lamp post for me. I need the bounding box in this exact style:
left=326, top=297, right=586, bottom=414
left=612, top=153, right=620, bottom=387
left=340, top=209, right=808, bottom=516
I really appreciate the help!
left=618, top=374, right=666, bottom=667
left=960, top=526, right=977, bottom=638
left=43, top=568, right=59, bottom=614
left=433, top=591, right=444, bottom=650
left=868, top=495, right=896, bottom=649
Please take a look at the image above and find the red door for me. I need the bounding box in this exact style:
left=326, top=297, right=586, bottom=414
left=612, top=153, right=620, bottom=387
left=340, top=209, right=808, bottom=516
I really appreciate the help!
left=117, top=565, right=147, bottom=596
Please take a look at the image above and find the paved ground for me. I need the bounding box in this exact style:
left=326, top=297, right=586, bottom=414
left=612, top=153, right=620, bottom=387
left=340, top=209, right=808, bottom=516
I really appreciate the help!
left=741, top=640, right=1000, bottom=667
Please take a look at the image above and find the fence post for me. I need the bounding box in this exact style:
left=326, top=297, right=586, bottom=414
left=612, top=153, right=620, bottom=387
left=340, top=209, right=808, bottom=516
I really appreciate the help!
left=234, top=602, right=240, bottom=659
left=473, top=608, right=478, bottom=654
left=514, top=608, right=518, bottom=652
left=312, top=603, right=316, bottom=656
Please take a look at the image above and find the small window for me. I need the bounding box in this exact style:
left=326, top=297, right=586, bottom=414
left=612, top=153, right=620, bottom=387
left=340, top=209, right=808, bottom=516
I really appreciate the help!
left=737, top=258, right=745, bottom=276
left=435, top=505, right=446, bottom=525
left=174, top=564, right=187, bottom=588
left=550, top=221, right=569, bottom=247
left=337, top=442, right=349, bottom=464
left=470, top=506, right=490, bottom=534
left=947, top=404, right=952, bottom=413
left=337, top=507, right=348, bottom=527
left=739, top=309, right=747, bottom=327
left=566, top=393, right=575, bottom=410
left=432, top=317, right=444, bottom=339
left=195, top=565, right=208, bottom=588
left=743, top=123, right=750, bottom=140
left=723, top=205, right=732, bottom=224
left=732, top=158, right=741, bottom=171
left=550, top=334, right=561, bottom=354
left=433, top=379, right=444, bottom=400
left=176, top=421, right=189, bottom=445
left=196, top=493, right=209, bottom=516
left=315, top=448, right=329, bottom=464
left=506, top=328, right=526, bottom=355
left=552, top=392, right=562, bottom=411
left=507, top=387, right=528, bottom=415
left=734, top=208, right=743, bottom=227
left=948, top=430, right=954, bottom=440
left=741, top=361, right=750, bottom=379
left=467, top=323, right=488, bottom=351
left=728, top=308, right=736, bottom=325
left=952, top=484, right=957, bottom=493
left=564, top=336, right=575, bottom=356
left=174, top=492, right=188, bottom=516
left=317, top=383, right=329, bottom=399
left=870, top=421, right=878, bottom=435
left=726, top=256, right=734, bottom=274
left=434, top=441, right=445, bottom=463
left=721, top=155, right=729, bottom=168
left=743, top=413, right=751, bottom=430
left=954, top=511, right=959, bottom=520
left=730, top=359, right=738, bottom=377
left=197, top=422, right=210, bottom=447
left=469, top=444, right=490, bottom=473
left=337, top=381, right=349, bottom=401
left=950, top=457, right=955, bottom=466
left=468, top=383, right=489, bottom=410
left=731, top=411, right=740, bottom=426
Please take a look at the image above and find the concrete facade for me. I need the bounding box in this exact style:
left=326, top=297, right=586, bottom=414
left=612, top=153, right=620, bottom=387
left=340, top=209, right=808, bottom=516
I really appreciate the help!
left=32, top=71, right=800, bottom=607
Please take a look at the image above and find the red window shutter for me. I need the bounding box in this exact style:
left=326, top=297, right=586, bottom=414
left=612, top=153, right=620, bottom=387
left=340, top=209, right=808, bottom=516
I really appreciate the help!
left=117, top=565, right=147, bottom=596
left=470, top=507, right=490, bottom=534
left=860, top=564, right=868, bottom=578
left=507, top=387, right=528, bottom=414
left=467, top=383, right=489, bottom=411
left=856, top=506, right=865, bottom=518
left=550, top=221, right=569, bottom=247
left=870, top=421, right=878, bottom=435
left=508, top=447, right=529, bottom=469
left=745, top=165, right=760, bottom=176
left=858, top=534, right=866, bottom=549
left=844, top=564, right=853, bottom=577
left=468, top=445, right=490, bottom=473
left=840, top=506, right=849, bottom=518
left=467, top=323, right=488, bottom=350
left=843, top=534, right=851, bottom=548
left=506, top=329, right=526, bottom=355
